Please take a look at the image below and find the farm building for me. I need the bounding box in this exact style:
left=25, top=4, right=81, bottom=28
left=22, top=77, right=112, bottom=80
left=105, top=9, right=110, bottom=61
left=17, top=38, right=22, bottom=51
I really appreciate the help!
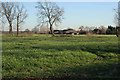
left=92, top=27, right=102, bottom=34
left=54, top=28, right=78, bottom=35
left=62, top=29, right=76, bottom=34
left=78, top=31, right=88, bottom=34
left=54, top=30, right=61, bottom=34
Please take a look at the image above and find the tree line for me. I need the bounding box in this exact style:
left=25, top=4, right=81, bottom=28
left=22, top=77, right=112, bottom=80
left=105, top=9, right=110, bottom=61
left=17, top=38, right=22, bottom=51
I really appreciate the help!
left=79, top=25, right=118, bottom=35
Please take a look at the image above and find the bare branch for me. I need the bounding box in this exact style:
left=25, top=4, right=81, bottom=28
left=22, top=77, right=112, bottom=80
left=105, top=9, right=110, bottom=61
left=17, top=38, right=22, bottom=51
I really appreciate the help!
left=15, top=3, right=28, bottom=36
left=16, top=4, right=27, bottom=24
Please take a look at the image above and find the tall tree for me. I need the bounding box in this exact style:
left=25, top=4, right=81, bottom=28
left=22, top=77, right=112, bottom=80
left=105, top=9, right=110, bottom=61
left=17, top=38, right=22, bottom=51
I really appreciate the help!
left=0, top=3, right=2, bottom=31
left=16, top=4, right=27, bottom=36
left=114, top=1, right=120, bottom=37
left=1, top=2, right=16, bottom=34
left=0, top=3, right=2, bottom=18
left=35, top=2, right=64, bottom=35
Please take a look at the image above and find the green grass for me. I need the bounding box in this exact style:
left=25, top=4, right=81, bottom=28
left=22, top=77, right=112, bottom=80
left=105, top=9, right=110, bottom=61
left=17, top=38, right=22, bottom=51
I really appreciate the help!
left=2, top=35, right=120, bottom=79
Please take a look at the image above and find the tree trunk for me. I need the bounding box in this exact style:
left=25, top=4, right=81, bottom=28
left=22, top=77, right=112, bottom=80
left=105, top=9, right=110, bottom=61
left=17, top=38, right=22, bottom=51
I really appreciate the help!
left=9, top=22, right=12, bottom=35
left=116, top=28, right=119, bottom=37
left=17, top=24, right=19, bottom=37
left=17, top=18, right=19, bottom=37
left=50, top=24, right=54, bottom=36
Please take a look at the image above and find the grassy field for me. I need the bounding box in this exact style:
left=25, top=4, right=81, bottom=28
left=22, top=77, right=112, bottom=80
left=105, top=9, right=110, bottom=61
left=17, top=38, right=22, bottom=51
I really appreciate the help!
left=2, top=35, right=120, bottom=79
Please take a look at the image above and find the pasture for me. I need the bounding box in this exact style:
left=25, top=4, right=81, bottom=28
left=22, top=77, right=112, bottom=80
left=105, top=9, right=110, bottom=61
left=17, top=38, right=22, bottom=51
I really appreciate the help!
left=2, top=35, right=120, bottom=79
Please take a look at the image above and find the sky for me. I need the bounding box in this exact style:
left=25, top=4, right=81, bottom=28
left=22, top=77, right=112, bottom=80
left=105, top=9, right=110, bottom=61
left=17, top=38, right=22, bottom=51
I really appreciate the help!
left=1, top=0, right=120, bottom=2
left=21, top=2, right=118, bottom=30
left=1, top=1, right=119, bottom=31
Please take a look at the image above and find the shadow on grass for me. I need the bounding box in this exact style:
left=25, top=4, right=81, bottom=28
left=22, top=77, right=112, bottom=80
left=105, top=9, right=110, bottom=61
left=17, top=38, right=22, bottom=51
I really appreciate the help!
left=118, top=37, right=120, bottom=64
left=46, top=62, right=120, bottom=79
left=2, top=61, right=120, bottom=80
left=3, top=41, right=119, bottom=59
left=31, top=43, right=119, bottom=54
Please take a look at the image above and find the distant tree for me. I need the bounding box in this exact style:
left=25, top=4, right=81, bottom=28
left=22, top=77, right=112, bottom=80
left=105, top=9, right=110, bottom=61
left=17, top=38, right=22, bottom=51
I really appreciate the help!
left=100, top=26, right=106, bottom=34
left=92, top=28, right=98, bottom=34
left=35, top=2, right=64, bottom=35
left=92, top=26, right=106, bottom=34
left=16, top=4, right=28, bottom=36
left=40, top=25, right=48, bottom=33
left=89, top=27, right=95, bottom=33
left=79, top=26, right=84, bottom=31
left=84, top=26, right=90, bottom=32
left=106, top=25, right=116, bottom=34
left=1, top=2, right=16, bottom=34
left=32, top=27, right=39, bottom=34
left=25, top=29, right=30, bottom=32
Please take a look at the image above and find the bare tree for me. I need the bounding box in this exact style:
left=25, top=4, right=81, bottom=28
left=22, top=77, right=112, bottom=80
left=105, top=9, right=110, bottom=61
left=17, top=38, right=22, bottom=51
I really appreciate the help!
left=32, top=27, right=39, bottom=34
left=89, top=26, right=96, bottom=33
left=79, top=26, right=84, bottom=31
left=118, top=1, right=120, bottom=27
left=100, top=26, right=106, bottom=34
left=113, top=1, right=120, bottom=37
left=0, top=15, right=7, bottom=32
left=16, top=4, right=27, bottom=36
left=0, top=3, right=2, bottom=18
left=84, top=26, right=90, bottom=32
left=0, top=3, right=2, bottom=31
left=40, top=25, right=46, bottom=33
left=35, top=2, right=64, bottom=35
left=0, top=3, right=6, bottom=32
left=114, top=13, right=119, bottom=26
left=1, top=2, right=16, bottom=34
